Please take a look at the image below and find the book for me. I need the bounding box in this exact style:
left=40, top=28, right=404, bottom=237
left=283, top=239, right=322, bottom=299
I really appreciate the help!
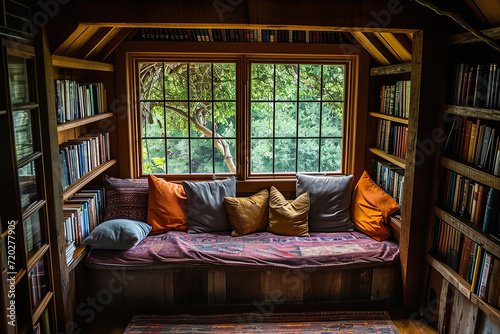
left=471, top=245, right=484, bottom=292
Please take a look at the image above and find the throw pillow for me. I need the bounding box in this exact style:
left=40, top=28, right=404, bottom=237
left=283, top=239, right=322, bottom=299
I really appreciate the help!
left=296, top=173, right=354, bottom=232
left=182, top=176, right=236, bottom=233
left=267, top=186, right=310, bottom=237
left=103, top=175, right=148, bottom=222
left=84, top=219, right=152, bottom=250
left=224, top=189, right=269, bottom=236
left=147, top=174, right=188, bottom=234
left=351, top=171, right=400, bottom=241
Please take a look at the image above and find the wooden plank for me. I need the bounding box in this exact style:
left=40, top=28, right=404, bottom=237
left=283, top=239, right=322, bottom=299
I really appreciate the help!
left=260, top=270, right=304, bottom=303
left=441, top=156, right=500, bottom=190
left=61, top=26, right=100, bottom=57
left=173, top=271, right=208, bottom=305
left=207, top=270, right=226, bottom=304
left=470, top=294, right=500, bottom=326
left=371, top=267, right=395, bottom=300
left=448, top=290, right=479, bottom=334
left=443, top=104, right=500, bottom=122
left=94, top=28, right=135, bottom=62
left=340, top=268, right=373, bottom=301
left=369, top=112, right=408, bottom=124
left=374, top=32, right=412, bottom=63
left=72, top=27, right=114, bottom=60
left=67, top=245, right=87, bottom=272
left=434, top=206, right=500, bottom=259
left=437, top=279, right=449, bottom=333
left=85, top=27, right=122, bottom=60
left=53, top=24, right=89, bottom=55
left=226, top=271, right=260, bottom=304
left=351, top=31, right=391, bottom=65
left=370, top=63, right=412, bottom=76
left=368, top=147, right=406, bottom=169
left=57, top=112, right=114, bottom=132
left=425, top=254, right=471, bottom=299
left=449, top=26, right=500, bottom=45
left=121, top=271, right=169, bottom=305
left=31, top=292, right=53, bottom=324
left=303, top=270, right=341, bottom=302
left=52, top=55, right=114, bottom=72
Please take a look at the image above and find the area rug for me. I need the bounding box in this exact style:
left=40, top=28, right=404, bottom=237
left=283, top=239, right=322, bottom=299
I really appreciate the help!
left=124, top=311, right=399, bottom=333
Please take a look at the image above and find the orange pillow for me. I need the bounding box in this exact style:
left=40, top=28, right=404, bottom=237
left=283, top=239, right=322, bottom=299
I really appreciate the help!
left=351, top=171, right=399, bottom=241
left=147, top=174, right=188, bottom=234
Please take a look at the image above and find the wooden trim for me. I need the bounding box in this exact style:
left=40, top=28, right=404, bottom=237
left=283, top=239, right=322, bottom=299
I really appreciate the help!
left=441, top=156, right=500, bottom=190
left=389, top=215, right=402, bottom=231
left=443, top=104, right=500, bottom=122
left=95, top=28, right=135, bottom=62
left=52, top=55, right=114, bottom=72
left=351, top=32, right=391, bottom=65
left=449, top=27, right=500, bottom=45
left=31, top=291, right=53, bottom=324
left=368, top=147, right=406, bottom=169
left=60, top=26, right=100, bottom=58
left=14, top=269, right=26, bottom=286
left=68, top=245, right=87, bottom=272
left=61, top=159, right=117, bottom=201
left=369, top=112, right=408, bottom=124
left=56, top=112, right=114, bottom=132
left=370, top=63, right=411, bottom=76
left=26, top=244, right=50, bottom=273
left=53, top=24, right=89, bottom=55
left=470, top=294, right=500, bottom=325
left=434, top=206, right=500, bottom=259
left=374, top=32, right=412, bottom=63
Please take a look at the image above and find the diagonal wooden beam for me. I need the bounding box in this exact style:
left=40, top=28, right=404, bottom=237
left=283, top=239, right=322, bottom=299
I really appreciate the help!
left=60, top=26, right=100, bottom=57
left=93, top=28, right=136, bottom=62
left=85, top=27, right=122, bottom=60
left=375, top=32, right=412, bottom=63
left=72, top=27, right=113, bottom=60
left=53, top=24, right=89, bottom=55
left=351, top=32, right=397, bottom=65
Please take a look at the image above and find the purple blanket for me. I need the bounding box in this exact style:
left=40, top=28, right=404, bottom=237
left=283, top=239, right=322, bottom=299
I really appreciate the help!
left=87, top=231, right=399, bottom=270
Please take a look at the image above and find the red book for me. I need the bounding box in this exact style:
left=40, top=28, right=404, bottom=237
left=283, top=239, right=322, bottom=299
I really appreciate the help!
left=462, top=120, right=473, bottom=160
left=474, top=185, right=487, bottom=227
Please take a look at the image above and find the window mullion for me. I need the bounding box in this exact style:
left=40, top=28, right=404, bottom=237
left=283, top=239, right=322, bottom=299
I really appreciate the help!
left=318, top=65, right=324, bottom=172
left=295, top=65, right=300, bottom=173
left=187, top=63, right=192, bottom=174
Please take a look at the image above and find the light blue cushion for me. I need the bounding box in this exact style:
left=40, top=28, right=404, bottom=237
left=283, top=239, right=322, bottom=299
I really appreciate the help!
left=84, top=219, right=152, bottom=250
left=182, top=176, right=236, bottom=233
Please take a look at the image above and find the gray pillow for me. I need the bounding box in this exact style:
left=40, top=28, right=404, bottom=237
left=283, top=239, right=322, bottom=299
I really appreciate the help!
left=296, top=174, right=354, bottom=232
left=84, top=219, right=152, bottom=250
left=182, top=176, right=236, bottom=233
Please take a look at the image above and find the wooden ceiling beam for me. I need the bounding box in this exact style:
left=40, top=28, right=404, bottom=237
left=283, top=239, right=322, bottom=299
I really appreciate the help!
left=375, top=32, right=412, bottom=63
left=94, top=28, right=136, bottom=62
left=72, top=27, right=113, bottom=59
left=60, top=26, right=100, bottom=57
left=351, top=32, right=395, bottom=65
left=85, top=27, right=122, bottom=60
left=53, top=24, right=89, bottom=55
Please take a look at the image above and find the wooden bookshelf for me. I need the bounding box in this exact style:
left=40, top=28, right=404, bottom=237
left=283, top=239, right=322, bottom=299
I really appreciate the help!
left=441, top=156, right=500, bottom=190
left=448, top=27, right=500, bottom=45
left=68, top=245, right=88, bottom=272
left=369, top=112, right=409, bottom=124
left=370, top=63, right=412, bottom=76
left=32, top=292, right=53, bottom=324
left=27, top=244, right=50, bottom=272
left=62, top=159, right=117, bottom=201
left=389, top=215, right=402, bottom=231
left=442, top=104, right=500, bottom=122
left=57, top=112, right=114, bottom=132
left=369, top=147, right=406, bottom=169
left=434, top=206, right=500, bottom=259
left=52, top=55, right=114, bottom=72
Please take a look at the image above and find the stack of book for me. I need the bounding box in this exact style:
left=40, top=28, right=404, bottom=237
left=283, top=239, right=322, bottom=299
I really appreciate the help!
left=433, top=218, right=500, bottom=307
left=372, top=159, right=405, bottom=208
left=451, top=63, right=500, bottom=109
left=55, top=80, right=106, bottom=124
left=375, top=119, right=408, bottom=159
left=59, top=133, right=110, bottom=190
left=379, top=81, right=411, bottom=118
left=444, top=115, right=500, bottom=176
left=440, top=170, right=500, bottom=235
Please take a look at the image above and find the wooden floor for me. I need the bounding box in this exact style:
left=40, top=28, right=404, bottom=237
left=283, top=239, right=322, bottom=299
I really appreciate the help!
left=82, top=300, right=438, bottom=333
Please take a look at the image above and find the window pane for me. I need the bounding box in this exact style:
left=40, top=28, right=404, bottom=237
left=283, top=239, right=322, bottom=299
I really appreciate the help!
left=275, top=102, right=297, bottom=137
left=165, top=102, right=189, bottom=137
left=215, top=139, right=236, bottom=173
left=18, top=160, right=38, bottom=211
left=140, top=63, right=163, bottom=100
left=298, top=139, right=319, bottom=172
left=251, top=102, right=273, bottom=138
left=191, top=139, right=213, bottom=173
left=299, top=64, right=321, bottom=100
left=275, top=139, right=296, bottom=173
left=214, top=63, right=236, bottom=100
left=142, top=139, right=166, bottom=174
left=166, top=139, right=189, bottom=174
left=8, top=54, right=29, bottom=104
left=322, top=102, right=343, bottom=137
left=24, top=209, right=42, bottom=256
left=214, top=102, right=236, bottom=137
left=141, top=102, right=164, bottom=138
left=28, top=256, right=49, bottom=309
left=251, top=139, right=273, bottom=173
left=275, top=64, right=298, bottom=100
left=190, top=102, right=213, bottom=137
left=298, top=102, right=320, bottom=137
left=321, top=138, right=342, bottom=172
left=190, top=63, right=212, bottom=100
left=164, top=63, right=188, bottom=100
left=251, top=64, right=274, bottom=100
left=13, top=109, right=34, bottom=160
left=323, top=65, right=344, bottom=101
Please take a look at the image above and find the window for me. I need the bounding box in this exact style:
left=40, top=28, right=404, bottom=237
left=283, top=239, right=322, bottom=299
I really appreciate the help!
left=136, top=56, right=350, bottom=178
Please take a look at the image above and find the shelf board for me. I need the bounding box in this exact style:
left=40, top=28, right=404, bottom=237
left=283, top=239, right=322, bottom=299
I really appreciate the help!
left=441, top=156, right=500, bottom=190
left=389, top=215, right=402, bottom=231
left=434, top=206, right=500, bottom=259
left=27, top=244, right=50, bottom=273
left=369, top=112, right=409, bottom=124
left=32, top=291, right=53, bottom=325
left=68, top=244, right=88, bottom=272
left=1, top=220, right=19, bottom=239
left=52, top=55, right=114, bottom=72
left=443, top=104, right=500, bottom=122
left=57, top=112, right=114, bottom=132
left=448, top=27, right=500, bottom=45
left=369, top=147, right=406, bottom=169
left=14, top=269, right=26, bottom=286
left=62, top=159, right=117, bottom=201
left=370, top=63, right=412, bottom=76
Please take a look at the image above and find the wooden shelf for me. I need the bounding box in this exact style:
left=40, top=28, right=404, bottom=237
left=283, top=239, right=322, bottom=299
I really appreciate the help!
left=389, top=215, right=402, bottom=231
left=369, top=147, right=406, bottom=169
left=27, top=244, right=50, bottom=273
left=369, top=112, right=409, bottom=124
left=68, top=245, right=88, bottom=272
left=448, top=27, right=500, bottom=45
left=32, top=291, right=53, bottom=324
left=52, top=55, right=114, bottom=72
left=443, top=104, right=500, bottom=122
left=62, top=159, right=117, bottom=201
left=434, top=206, right=500, bottom=259
left=426, top=253, right=500, bottom=326
left=441, top=156, right=500, bottom=190
left=370, top=63, right=412, bottom=76
left=57, top=112, right=114, bottom=132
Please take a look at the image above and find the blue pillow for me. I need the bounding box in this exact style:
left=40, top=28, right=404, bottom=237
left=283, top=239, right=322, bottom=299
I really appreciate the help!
left=182, top=176, right=236, bottom=233
left=84, top=219, right=152, bottom=250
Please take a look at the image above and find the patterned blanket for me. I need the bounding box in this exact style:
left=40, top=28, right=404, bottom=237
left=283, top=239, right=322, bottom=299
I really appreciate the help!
left=87, top=231, right=399, bottom=270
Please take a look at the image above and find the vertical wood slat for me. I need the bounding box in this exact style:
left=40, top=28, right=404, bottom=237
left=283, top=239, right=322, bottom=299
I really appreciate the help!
left=303, top=270, right=341, bottom=302
left=207, top=271, right=226, bottom=304
left=371, top=267, right=395, bottom=300
left=226, top=271, right=261, bottom=304
left=341, top=268, right=373, bottom=301
left=173, top=271, right=208, bottom=305
left=448, top=286, right=479, bottom=334
left=260, top=271, right=304, bottom=303
left=437, top=279, right=449, bottom=333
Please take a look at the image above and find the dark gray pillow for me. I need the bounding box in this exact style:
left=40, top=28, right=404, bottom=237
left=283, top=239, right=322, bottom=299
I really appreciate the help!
left=296, top=174, right=353, bottom=232
left=182, top=176, right=236, bottom=233
left=84, top=219, right=152, bottom=250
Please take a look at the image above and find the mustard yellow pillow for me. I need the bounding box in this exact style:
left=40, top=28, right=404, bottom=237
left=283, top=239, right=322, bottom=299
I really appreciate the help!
left=224, top=189, right=269, bottom=237
left=267, top=186, right=310, bottom=237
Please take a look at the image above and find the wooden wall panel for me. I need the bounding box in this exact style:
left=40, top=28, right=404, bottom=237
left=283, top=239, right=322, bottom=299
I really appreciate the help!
left=173, top=271, right=208, bottom=305
left=371, top=267, right=395, bottom=300
left=226, top=271, right=261, bottom=304
left=341, top=268, right=373, bottom=301
left=303, top=270, right=341, bottom=302
left=207, top=271, right=226, bottom=304
left=260, top=271, right=304, bottom=303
